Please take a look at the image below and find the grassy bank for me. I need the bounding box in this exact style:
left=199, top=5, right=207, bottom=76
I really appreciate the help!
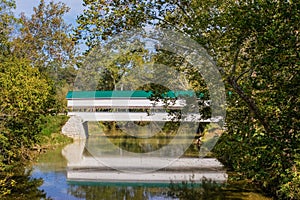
left=34, top=115, right=73, bottom=150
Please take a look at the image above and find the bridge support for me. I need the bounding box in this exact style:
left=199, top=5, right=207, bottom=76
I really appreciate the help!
left=62, top=116, right=89, bottom=139
left=62, top=139, right=86, bottom=164
left=82, top=121, right=89, bottom=138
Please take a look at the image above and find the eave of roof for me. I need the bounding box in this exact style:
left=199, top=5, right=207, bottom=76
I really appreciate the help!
left=66, top=90, right=198, bottom=99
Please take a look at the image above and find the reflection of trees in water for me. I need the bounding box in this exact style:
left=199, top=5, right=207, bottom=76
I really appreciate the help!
left=103, top=121, right=199, bottom=155
left=68, top=185, right=167, bottom=200
left=86, top=123, right=222, bottom=157
left=116, top=136, right=172, bottom=153
left=66, top=180, right=253, bottom=200
left=168, top=179, right=244, bottom=200
left=1, top=167, right=49, bottom=200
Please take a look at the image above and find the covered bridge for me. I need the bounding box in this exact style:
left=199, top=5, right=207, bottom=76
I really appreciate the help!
left=62, top=90, right=219, bottom=138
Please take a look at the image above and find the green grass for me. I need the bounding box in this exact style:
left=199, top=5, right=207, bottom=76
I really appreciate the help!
left=38, top=115, right=69, bottom=136
left=36, top=115, right=72, bottom=147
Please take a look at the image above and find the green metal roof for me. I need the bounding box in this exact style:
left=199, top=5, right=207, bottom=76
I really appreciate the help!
left=66, top=90, right=198, bottom=99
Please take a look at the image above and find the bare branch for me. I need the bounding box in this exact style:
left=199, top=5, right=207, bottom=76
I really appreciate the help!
left=236, top=68, right=251, bottom=82
left=230, top=46, right=241, bottom=77
left=174, top=2, right=192, bottom=22
left=228, top=77, right=271, bottom=134
left=151, top=15, right=187, bottom=34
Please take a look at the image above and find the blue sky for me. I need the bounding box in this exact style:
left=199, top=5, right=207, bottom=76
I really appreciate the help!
left=14, top=0, right=84, bottom=26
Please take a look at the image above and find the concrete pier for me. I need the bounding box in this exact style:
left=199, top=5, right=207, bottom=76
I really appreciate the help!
left=61, top=116, right=88, bottom=139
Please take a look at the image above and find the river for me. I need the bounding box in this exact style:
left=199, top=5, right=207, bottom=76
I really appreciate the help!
left=28, top=131, right=272, bottom=200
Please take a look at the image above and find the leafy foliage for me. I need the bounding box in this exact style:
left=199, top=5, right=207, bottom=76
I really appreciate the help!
left=0, top=0, right=77, bottom=197
left=12, top=0, right=79, bottom=113
left=0, top=0, right=15, bottom=55
left=0, top=55, right=53, bottom=164
left=75, top=0, right=300, bottom=198
left=0, top=168, right=49, bottom=200
left=13, top=0, right=77, bottom=78
left=0, top=55, right=54, bottom=197
left=277, top=155, right=300, bottom=200
left=37, top=115, right=69, bottom=137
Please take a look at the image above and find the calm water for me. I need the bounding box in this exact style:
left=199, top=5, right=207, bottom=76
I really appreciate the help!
left=29, top=135, right=272, bottom=200
left=30, top=143, right=178, bottom=200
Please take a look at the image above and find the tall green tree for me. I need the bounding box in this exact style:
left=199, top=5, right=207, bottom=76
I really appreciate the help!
left=75, top=42, right=150, bottom=91
left=13, top=0, right=77, bottom=82
left=0, top=0, right=15, bottom=55
left=0, top=1, right=73, bottom=196
left=75, top=0, right=300, bottom=197
left=12, top=0, right=79, bottom=113
left=0, top=55, right=53, bottom=163
left=0, top=55, right=54, bottom=197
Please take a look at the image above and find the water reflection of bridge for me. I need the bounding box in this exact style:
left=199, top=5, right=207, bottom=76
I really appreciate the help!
left=62, top=139, right=227, bottom=184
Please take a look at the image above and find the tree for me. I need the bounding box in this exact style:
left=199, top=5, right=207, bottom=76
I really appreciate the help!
left=75, top=0, right=300, bottom=197
left=0, top=55, right=55, bottom=197
left=11, top=0, right=80, bottom=113
left=12, top=0, right=78, bottom=82
left=0, top=1, right=66, bottom=196
left=0, top=56, right=53, bottom=162
left=0, top=0, right=15, bottom=55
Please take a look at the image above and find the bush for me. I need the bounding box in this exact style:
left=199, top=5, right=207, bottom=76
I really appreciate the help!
left=37, top=115, right=69, bottom=137
left=214, top=129, right=300, bottom=198
left=278, top=157, right=300, bottom=199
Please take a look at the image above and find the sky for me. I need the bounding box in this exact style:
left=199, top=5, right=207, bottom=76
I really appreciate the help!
left=14, top=0, right=84, bottom=26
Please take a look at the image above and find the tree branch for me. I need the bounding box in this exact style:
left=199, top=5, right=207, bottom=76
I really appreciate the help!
left=174, top=2, right=192, bottom=22
left=228, top=77, right=271, bottom=134
left=230, top=46, right=241, bottom=77
left=236, top=68, right=251, bottom=82
left=151, top=15, right=186, bottom=34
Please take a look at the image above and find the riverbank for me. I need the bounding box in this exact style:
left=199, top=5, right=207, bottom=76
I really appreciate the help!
left=33, top=115, right=73, bottom=152
left=24, top=115, right=73, bottom=171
